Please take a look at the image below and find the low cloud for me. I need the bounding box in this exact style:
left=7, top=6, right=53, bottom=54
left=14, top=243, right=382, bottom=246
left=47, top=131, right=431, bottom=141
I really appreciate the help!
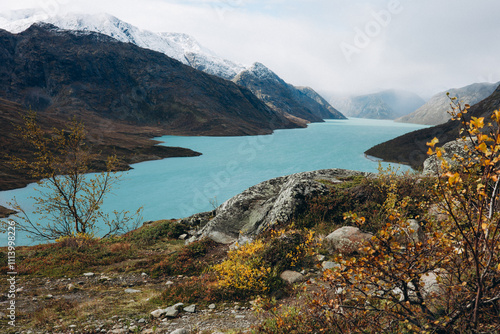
left=2, top=0, right=499, bottom=98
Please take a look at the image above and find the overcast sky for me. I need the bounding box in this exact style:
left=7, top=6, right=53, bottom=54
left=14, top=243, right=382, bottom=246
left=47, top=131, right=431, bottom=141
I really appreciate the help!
left=1, top=0, right=499, bottom=99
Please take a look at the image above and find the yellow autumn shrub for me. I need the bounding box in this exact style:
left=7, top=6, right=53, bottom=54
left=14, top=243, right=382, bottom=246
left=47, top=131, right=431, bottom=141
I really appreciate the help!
left=213, top=239, right=274, bottom=295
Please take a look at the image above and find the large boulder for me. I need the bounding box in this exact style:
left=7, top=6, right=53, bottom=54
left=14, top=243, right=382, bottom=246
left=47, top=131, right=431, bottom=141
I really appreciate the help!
left=280, top=270, right=305, bottom=284
left=187, top=169, right=371, bottom=244
left=423, top=139, right=473, bottom=175
left=324, top=226, right=373, bottom=255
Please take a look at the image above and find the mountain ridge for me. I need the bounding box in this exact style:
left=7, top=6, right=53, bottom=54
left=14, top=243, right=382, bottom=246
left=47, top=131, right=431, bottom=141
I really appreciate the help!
left=0, top=10, right=344, bottom=122
left=0, top=23, right=300, bottom=136
left=396, top=82, right=500, bottom=125
left=365, top=84, right=500, bottom=169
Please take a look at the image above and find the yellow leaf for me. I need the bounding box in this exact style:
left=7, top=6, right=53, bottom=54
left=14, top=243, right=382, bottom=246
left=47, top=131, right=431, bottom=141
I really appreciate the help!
left=470, top=116, right=485, bottom=129
left=492, top=110, right=500, bottom=124
left=476, top=142, right=488, bottom=154
left=427, top=137, right=439, bottom=148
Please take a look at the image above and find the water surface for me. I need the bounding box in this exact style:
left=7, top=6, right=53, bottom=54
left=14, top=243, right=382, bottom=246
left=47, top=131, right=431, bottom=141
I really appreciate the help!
left=0, top=118, right=428, bottom=246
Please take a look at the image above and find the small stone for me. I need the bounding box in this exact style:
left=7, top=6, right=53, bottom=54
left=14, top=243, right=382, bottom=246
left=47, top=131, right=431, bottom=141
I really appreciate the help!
left=173, top=303, right=184, bottom=309
left=141, top=329, right=153, bottom=334
left=124, top=288, right=141, bottom=293
left=235, top=315, right=246, bottom=319
left=280, top=270, right=305, bottom=284
left=165, top=281, right=174, bottom=286
left=178, top=234, right=188, bottom=240
left=16, top=287, right=23, bottom=293
left=45, top=294, right=53, bottom=299
left=183, top=304, right=196, bottom=313
left=69, top=325, right=77, bottom=328
left=83, top=272, right=95, bottom=277
left=208, top=303, right=216, bottom=309
left=67, top=283, right=78, bottom=291
left=165, top=305, right=181, bottom=318
left=108, top=329, right=128, bottom=334
left=128, top=325, right=138, bottom=331
left=150, top=309, right=165, bottom=318
left=322, top=261, right=341, bottom=270
left=77, top=281, right=85, bottom=285
left=170, top=328, right=189, bottom=334
left=137, top=318, right=146, bottom=323
left=316, top=254, right=326, bottom=261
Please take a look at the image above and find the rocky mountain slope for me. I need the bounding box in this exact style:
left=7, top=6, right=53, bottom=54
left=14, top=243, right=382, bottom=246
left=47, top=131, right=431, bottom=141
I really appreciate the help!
left=0, top=10, right=344, bottom=123
left=396, top=82, right=500, bottom=125
left=233, top=63, right=345, bottom=123
left=0, top=23, right=299, bottom=136
left=365, top=84, right=500, bottom=169
left=330, top=89, right=425, bottom=119
left=0, top=97, right=200, bottom=191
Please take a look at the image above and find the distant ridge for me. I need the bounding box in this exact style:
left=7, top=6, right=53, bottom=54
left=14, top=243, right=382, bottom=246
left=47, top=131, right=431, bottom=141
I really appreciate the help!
left=329, top=89, right=425, bottom=120
left=365, top=84, right=500, bottom=169
left=233, top=63, right=345, bottom=123
left=396, top=82, right=500, bottom=125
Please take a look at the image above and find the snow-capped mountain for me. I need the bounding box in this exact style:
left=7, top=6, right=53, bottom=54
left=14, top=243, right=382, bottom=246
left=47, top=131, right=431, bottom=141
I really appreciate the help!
left=0, top=9, right=245, bottom=80
left=0, top=9, right=344, bottom=122
left=233, top=63, right=345, bottom=122
left=396, top=82, right=500, bottom=125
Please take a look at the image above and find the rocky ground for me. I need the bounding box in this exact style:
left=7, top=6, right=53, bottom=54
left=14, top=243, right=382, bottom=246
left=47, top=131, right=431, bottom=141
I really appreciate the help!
left=0, top=271, right=267, bottom=333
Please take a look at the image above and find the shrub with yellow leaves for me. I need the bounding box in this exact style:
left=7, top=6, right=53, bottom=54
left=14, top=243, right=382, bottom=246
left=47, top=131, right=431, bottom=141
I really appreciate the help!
left=293, top=97, right=500, bottom=334
left=213, top=239, right=276, bottom=297
left=213, top=228, right=316, bottom=299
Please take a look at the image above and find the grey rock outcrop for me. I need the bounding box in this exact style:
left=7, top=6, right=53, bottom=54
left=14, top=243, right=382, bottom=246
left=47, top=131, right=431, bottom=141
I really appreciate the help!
left=423, top=139, right=473, bottom=175
left=394, top=219, right=425, bottom=244
left=324, top=226, right=373, bottom=255
left=187, top=169, right=371, bottom=244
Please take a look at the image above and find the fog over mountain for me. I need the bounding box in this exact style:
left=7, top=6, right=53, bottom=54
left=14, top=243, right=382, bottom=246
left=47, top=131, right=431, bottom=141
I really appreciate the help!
left=329, top=90, right=425, bottom=120
left=396, top=82, right=500, bottom=125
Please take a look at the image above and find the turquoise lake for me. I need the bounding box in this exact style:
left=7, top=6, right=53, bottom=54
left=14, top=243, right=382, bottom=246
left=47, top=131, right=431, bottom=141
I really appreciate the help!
left=0, top=118, right=428, bottom=246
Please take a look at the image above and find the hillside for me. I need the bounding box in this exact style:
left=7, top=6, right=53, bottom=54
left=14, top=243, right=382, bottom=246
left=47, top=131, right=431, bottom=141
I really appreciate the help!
left=233, top=63, right=345, bottom=123
left=0, top=97, right=200, bottom=191
left=0, top=24, right=299, bottom=136
left=365, top=84, right=500, bottom=169
left=396, top=82, right=500, bottom=125
left=0, top=10, right=343, bottom=123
